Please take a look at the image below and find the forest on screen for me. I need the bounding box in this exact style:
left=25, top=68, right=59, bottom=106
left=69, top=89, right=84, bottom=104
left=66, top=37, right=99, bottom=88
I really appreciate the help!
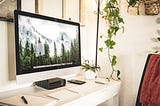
left=18, top=36, right=80, bottom=72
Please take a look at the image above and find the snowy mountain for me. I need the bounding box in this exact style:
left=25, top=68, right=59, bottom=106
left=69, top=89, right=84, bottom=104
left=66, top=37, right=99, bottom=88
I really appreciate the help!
left=18, top=15, right=73, bottom=56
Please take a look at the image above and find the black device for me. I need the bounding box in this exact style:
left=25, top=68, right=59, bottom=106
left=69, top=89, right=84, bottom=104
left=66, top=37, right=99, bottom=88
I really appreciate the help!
left=34, top=77, right=66, bottom=90
left=67, top=79, right=86, bottom=85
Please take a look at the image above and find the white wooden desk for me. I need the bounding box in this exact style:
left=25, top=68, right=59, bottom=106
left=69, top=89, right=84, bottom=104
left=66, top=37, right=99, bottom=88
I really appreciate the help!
left=0, top=77, right=121, bottom=106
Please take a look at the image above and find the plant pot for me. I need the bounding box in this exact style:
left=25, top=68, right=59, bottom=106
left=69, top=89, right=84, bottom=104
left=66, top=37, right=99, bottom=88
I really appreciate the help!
left=84, top=70, right=96, bottom=80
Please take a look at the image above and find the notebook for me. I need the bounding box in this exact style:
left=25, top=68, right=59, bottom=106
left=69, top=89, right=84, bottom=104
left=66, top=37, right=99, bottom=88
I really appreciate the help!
left=0, top=94, right=57, bottom=106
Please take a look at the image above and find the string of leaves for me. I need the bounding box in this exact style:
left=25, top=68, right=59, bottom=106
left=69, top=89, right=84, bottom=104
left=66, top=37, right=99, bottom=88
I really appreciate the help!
left=99, top=0, right=124, bottom=81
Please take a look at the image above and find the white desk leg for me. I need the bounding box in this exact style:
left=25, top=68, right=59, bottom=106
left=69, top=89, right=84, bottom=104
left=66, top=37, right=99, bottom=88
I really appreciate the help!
left=112, top=94, right=119, bottom=106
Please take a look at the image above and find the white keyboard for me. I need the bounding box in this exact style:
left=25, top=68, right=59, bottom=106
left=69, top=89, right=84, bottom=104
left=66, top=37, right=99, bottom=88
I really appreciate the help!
left=66, top=82, right=101, bottom=94
left=47, top=89, right=78, bottom=100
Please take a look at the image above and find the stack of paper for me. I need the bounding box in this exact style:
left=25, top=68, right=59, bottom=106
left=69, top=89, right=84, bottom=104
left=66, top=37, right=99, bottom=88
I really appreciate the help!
left=0, top=94, right=57, bottom=106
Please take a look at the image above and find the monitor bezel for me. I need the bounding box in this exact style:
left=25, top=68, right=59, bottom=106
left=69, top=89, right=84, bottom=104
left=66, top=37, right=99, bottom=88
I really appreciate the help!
left=14, top=10, right=81, bottom=75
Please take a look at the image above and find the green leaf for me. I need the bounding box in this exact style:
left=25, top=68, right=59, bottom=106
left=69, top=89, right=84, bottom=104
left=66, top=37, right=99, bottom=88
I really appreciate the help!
left=117, top=70, right=120, bottom=80
left=100, top=34, right=104, bottom=38
left=108, top=29, right=113, bottom=38
left=157, top=37, right=160, bottom=41
left=110, top=40, right=116, bottom=49
left=99, top=47, right=103, bottom=52
left=114, top=8, right=119, bottom=17
left=118, top=17, right=124, bottom=23
left=155, top=51, right=159, bottom=53
left=114, top=26, right=120, bottom=35
left=107, top=17, right=113, bottom=22
left=111, top=55, right=117, bottom=66
left=106, top=2, right=112, bottom=8
left=104, top=39, right=116, bottom=49
left=108, top=33, right=112, bottom=38
left=116, top=76, right=120, bottom=80
left=109, top=12, right=114, bottom=17
left=103, top=7, right=108, bottom=12
left=128, top=0, right=137, bottom=7
left=117, top=70, right=120, bottom=76
left=105, top=39, right=111, bottom=48
left=111, top=0, right=117, bottom=4
left=121, top=26, right=125, bottom=33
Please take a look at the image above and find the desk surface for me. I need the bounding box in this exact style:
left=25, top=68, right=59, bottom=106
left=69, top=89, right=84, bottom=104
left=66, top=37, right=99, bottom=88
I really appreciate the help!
left=0, top=77, right=121, bottom=106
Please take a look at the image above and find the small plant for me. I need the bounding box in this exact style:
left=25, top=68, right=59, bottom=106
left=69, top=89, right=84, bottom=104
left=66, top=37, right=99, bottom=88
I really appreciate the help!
left=81, top=60, right=100, bottom=73
left=126, top=0, right=141, bottom=15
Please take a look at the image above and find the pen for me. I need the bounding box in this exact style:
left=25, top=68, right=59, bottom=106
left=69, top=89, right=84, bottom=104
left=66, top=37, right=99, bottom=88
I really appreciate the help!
left=21, top=96, right=28, bottom=104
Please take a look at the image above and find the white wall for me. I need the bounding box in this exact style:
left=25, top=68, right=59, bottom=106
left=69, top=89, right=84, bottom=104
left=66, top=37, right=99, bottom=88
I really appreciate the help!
left=0, top=22, right=9, bottom=88
left=0, top=0, right=160, bottom=105
left=0, top=21, right=25, bottom=92
left=118, top=1, right=159, bottom=106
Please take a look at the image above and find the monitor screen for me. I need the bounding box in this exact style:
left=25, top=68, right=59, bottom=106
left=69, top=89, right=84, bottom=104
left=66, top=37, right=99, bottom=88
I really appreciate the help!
left=14, top=10, right=81, bottom=83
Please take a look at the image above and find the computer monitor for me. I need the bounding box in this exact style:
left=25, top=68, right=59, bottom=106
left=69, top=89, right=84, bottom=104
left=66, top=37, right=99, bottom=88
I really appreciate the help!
left=14, top=10, right=81, bottom=84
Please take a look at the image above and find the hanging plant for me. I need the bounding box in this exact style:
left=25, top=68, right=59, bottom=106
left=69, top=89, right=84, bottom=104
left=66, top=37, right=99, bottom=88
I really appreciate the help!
left=99, top=0, right=124, bottom=81
left=126, top=0, right=141, bottom=15
left=126, top=0, right=160, bottom=15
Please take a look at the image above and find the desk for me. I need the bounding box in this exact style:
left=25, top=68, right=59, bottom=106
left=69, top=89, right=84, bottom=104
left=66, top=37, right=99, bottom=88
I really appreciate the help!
left=0, top=77, right=121, bottom=106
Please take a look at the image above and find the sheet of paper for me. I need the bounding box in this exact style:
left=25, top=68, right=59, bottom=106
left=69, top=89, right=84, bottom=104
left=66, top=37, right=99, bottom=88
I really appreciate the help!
left=0, top=94, right=57, bottom=106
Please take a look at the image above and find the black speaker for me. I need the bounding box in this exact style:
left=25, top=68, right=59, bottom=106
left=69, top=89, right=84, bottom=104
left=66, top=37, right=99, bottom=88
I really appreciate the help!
left=34, top=77, right=66, bottom=90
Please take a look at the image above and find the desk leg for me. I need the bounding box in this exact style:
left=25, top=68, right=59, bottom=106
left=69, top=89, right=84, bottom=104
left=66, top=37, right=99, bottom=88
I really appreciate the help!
left=112, top=94, right=119, bottom=106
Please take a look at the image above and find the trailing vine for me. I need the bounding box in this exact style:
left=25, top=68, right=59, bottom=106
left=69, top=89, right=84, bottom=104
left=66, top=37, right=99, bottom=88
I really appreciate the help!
left=99, top=0, right=124, bottom=81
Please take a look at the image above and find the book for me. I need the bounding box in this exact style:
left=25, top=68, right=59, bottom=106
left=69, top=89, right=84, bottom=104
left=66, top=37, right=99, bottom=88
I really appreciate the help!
left=0, top=94, right=57, bottom=106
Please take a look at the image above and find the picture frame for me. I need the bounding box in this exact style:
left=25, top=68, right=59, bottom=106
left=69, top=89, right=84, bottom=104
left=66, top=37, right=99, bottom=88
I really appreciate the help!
left=0, top=0, right=21, bottom=22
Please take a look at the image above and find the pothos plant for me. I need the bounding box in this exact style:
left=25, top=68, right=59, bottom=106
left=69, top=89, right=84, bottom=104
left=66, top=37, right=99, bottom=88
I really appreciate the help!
left=99, top=0, right=124, bottom=81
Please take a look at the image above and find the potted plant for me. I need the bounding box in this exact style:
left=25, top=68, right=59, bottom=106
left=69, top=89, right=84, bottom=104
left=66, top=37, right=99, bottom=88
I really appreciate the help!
left=99, top=0, right=124, bottom=81
left=126, top=0, right=159, bottom=15
left=127, top=0, right=141, bottom=15
left=81, top=60, right=100, bottom=79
